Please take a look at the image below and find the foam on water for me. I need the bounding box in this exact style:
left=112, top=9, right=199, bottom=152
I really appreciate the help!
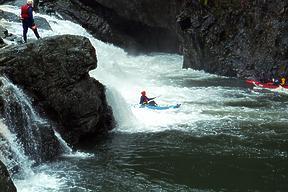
left=13, top=172, right=65, bottom=192
left=0, top=4, right=258, bottom=135
left=61, top=151, right=95, bottom=159
left=1, top=4, right=288, bottom=192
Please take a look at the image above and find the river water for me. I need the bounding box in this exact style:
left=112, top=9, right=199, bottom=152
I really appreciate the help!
left=0, top=4, right=288, bottom=192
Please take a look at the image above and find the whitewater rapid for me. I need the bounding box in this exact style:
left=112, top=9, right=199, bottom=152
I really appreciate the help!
left=1, top=5, right=282, bottom=135
left=0, top=5, right=218, bottom=133
left=1, top=4, right=288, bottom=192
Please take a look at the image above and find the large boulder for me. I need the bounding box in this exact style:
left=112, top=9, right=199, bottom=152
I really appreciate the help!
left=0, top=161, right=16, bottom=192
left=177, top=0, right=288, bottom=79
left=40, top=0, right=180, bottom=53
left=0, top=35, right=115, bottom=147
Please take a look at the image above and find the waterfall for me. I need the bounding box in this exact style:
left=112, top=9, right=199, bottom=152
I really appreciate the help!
left=0, top=119, right=34, bottom=178
left=0, top=77, right=45, bottom=162
left=0, top=76, right=72, bottom=176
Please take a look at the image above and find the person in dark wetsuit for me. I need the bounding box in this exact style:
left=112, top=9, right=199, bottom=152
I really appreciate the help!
left=139, top=91, right=157, bottom=106
left=20, top=0, right=40, bottom=43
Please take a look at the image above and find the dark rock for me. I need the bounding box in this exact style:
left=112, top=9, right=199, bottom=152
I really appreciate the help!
left=34, top=16, right=53, bottom=31
left=0, top=0, right=11, bottom=4
left=41, top=0, right=181, bottom=54
left=0, top=37, right=5, bottom=48
left=0, top=26, right=18, bottom=46
left=0, top=26, right=7, bottom=48
left=0, top=161, right=16, bottom=192
left=0, top=9, right=19, bottom=22
left=177, top=0, right=288, bottom=79
left=0, top=77, right=63, bottom=163
left=0, top=26, right=8, bottom=39
left=93, top=0, right=177, bottom=29
left=0, top=35, right=115, bottom=148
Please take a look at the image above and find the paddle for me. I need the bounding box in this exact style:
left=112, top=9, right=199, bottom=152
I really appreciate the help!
left=151, top=95, right=161, bottom=100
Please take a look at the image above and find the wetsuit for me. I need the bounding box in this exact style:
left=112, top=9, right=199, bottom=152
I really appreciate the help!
left=140, top=96, right=157, bottom=106
left=21, top=4, right=40, bottom=42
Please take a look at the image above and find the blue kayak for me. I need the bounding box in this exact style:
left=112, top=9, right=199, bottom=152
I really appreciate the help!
left=141, top=104, right=181, bottom=110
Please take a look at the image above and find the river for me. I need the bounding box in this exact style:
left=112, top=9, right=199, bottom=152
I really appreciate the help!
left=0, top=4, right=288, bottom=192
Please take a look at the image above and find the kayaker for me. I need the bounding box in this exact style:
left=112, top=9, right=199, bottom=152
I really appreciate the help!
left=139, top=91, right=157, bottom=106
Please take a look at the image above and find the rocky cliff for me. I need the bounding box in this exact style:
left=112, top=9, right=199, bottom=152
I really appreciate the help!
left=177, top=0, right=288, bottom=79
left=39, top=0, right=180, bottom=54
left=0, top=35, right=115, bottom=148
left=40, top=0, right=287, bottom=79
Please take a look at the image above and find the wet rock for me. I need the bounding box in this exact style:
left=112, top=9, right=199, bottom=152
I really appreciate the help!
left=0, top=161, right=16, bottom=192
left=41, top=0, right=180, bottom=54
left=177, top=0, right=288, bottom=79
left=0, top=26, right=8, bottom=38
left=0, top=35, right=115, bottom=148
left=0, top=37, right=5, bottom=48
left=0, top=0, right=11, bottom=4
left=0, top=26, right=16, bottom=40
left=0, top=78, right=63, bottom=163
left=0, top=25, right=19, bottom=46
left=0, top=9, right=19, bottom=22
left=0, top=26, right=7, bottom=48
left=34, top=16, right=53, bottom=31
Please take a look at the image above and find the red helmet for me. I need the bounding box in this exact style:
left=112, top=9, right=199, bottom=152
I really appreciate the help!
left=141, top=91, right=146, bottom=95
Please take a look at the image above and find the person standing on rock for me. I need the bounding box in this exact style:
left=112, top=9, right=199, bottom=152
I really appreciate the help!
left=20, top=0, right=41, bottom=43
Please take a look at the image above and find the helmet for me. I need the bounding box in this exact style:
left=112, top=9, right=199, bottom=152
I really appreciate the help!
left=27, top=0, right=33, bottom=5
left=141, top=91, right=146, bottom=95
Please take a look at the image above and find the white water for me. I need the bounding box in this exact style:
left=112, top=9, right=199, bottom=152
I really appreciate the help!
left=0, top=76, right=72, bottom=152
left=0, top=5, right=259, bottom=136
left=0, top=119, right=34, bottom=177
left=0, top=5, right=229, bottom=133
left=0, top=121, right=66, bottom=192
left=0, top=4, right=276, bottom=192
left=0, top=74, right=92, bottom=191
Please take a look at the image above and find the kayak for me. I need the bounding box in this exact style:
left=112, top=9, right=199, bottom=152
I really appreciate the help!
left=246, top=80, right=288, bottom=94
left=246, top=80, right=288, bottom=89
left=141, top=104, right=181, bottom=110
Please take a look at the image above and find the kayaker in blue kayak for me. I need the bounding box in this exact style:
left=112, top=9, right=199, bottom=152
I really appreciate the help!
left=140, top=91, right=157, bottom=106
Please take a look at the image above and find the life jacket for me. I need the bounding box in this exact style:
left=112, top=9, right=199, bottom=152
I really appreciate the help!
left=143, top=96, right=149, bottom=104
left=281, top=77, right=286, bottom=85
left=21, top=4, right=31, bottom=20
